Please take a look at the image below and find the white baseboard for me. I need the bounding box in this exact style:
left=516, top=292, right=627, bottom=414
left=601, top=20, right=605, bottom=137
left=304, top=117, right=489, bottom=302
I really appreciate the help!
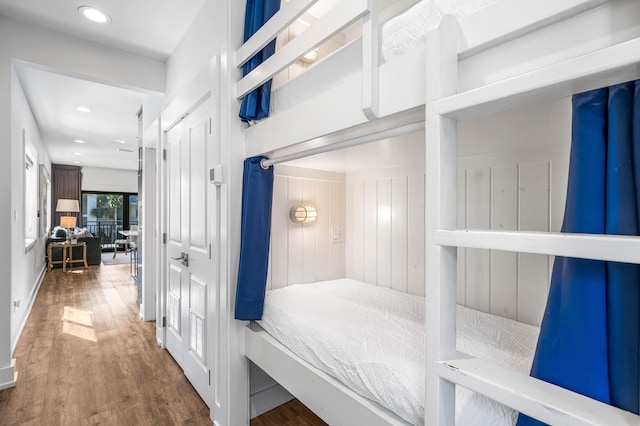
left=0, top=358, right=16, bottom=390
left=250, top=383, right=294, bottom=419
left=11, top=265, right=46, bottom=353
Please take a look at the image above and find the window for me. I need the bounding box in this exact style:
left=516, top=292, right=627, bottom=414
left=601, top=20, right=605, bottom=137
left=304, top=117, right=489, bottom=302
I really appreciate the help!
left=82, top=192, right=138, bottom=248
left=24, top=140, right=37, bottom=247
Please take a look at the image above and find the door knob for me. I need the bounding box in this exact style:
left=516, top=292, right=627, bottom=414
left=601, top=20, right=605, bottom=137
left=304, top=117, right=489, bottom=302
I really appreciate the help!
left=172, top=252, right=189, bottom=267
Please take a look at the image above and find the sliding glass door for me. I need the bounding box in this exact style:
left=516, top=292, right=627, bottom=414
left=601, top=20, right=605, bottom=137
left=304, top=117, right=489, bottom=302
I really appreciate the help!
left=82, top=192, right=138, bottom=249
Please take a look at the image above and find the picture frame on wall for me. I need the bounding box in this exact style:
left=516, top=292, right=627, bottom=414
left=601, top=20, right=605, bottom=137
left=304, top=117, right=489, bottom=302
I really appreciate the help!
left=39, top=163, right=51, bottom=236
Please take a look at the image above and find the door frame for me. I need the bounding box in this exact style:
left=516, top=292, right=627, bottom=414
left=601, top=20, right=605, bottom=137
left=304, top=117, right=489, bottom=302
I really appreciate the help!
left=154, top=57, right=220, bottom=409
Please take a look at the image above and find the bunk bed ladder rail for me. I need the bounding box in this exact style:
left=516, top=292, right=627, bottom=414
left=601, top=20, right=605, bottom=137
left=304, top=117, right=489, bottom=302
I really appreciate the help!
left=425, top=1, right=640, bottom=424
left=234, top=0, right=382, bottom=122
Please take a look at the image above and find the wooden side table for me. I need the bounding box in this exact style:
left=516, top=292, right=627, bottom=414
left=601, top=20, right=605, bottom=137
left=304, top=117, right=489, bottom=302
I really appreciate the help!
left=47, top=241, right=88, bottom=272
left=67, top=241, right=88, bottom=271
left=47, top=242, right=67, bottom=271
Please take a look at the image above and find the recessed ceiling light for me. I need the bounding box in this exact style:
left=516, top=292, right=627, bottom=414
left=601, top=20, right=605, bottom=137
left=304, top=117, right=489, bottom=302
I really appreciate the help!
left=74, top=152, right=82, bottom=156
left=74, top=139, right=86, bottom=144
left=115, top=139, right=126, bottom=143
left=78, top=6, right=111, bottom=24
left=73, top=161, right=81, bottom=164
left=77, top=107, right=92, bottom=113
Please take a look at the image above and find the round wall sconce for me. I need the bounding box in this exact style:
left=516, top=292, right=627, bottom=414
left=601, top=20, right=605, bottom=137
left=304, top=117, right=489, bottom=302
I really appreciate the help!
left=290, top=205, right=318, bottom=224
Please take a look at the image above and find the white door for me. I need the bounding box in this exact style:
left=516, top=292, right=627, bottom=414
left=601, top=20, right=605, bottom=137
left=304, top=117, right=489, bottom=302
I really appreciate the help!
left=165, top=97, right=214, bottom=407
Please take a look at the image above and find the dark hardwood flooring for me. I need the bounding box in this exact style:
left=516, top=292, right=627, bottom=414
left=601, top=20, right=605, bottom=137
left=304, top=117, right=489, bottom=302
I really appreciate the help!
left=0, top=262, right=326, bottom=426
left=250, top=399, right=327, bottom=426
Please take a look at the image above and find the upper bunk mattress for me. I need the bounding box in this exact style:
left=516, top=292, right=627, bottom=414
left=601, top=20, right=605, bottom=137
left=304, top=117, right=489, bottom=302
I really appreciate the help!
left=258, top=278, right=540, bottom=425
left=381, top=0, right=499, bottom=62
left=268, top=0, right=499, bottom=120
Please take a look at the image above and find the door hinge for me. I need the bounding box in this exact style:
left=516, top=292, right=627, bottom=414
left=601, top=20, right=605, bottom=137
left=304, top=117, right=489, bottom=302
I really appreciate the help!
left=162, top=233, right=167, bottom=244
left=209, top=369, right=211, bottom=386
left=209, top=118, right=212, bottom=135
left=163, top=149, right=167, bottom=161
left=209, top=244, right=212, bottom=260
left=162, top=316, right=166, bottom=327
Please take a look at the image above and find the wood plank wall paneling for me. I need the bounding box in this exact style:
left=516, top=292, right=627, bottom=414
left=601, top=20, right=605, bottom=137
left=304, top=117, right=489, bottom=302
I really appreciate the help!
left=458, top=154, right=569, bottom=326
left=457, top=97, right=571, bottom=326
left=407, top=175, right=425, bottom=297
left=267, top=166, right=346, bottom=289
left=268, top=104, right=569, bottom=328
left=346, top=164, right=426, bottom=296
left=271, top=163, right=425, bottom=297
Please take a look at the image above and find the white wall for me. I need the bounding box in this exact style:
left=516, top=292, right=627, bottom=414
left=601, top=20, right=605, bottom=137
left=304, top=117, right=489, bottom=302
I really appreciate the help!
left=164, top=0, right=221, bottom=106
left=457, top=98, right=571, bottom=326
left=82, top=166, right=139, bottom=193
left=268, top=99, right=571, bottom=329
left=0, top=14, right=165, bottom=389
left=10, top=66, right=51, bottom=354
left=267, top=165, right=346, bottom=289
left=346, top=164, right=426, bottom=296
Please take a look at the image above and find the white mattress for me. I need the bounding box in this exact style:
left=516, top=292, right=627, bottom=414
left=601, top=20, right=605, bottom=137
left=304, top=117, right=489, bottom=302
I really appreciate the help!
left=269, top=0, right=497, bottom=117
left=380, top=0, right=499, bottom=62
left=258, top=278, right=539, bottom=426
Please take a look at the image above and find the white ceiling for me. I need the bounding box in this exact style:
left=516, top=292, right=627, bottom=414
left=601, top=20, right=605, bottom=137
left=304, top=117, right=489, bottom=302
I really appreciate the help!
left=17, top=65, right=144, bottom=171
left=0, top=0, right=206, bottom=61
left=1, top=0, right=206, bottom=171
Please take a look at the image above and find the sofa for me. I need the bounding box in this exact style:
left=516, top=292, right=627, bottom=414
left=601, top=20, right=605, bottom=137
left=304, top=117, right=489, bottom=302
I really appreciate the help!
left=46, top=235, right=102, bottom=267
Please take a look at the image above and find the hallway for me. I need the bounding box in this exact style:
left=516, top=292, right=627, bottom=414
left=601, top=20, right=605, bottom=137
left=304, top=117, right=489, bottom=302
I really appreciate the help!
left=0, top=264, right=211, bottom=425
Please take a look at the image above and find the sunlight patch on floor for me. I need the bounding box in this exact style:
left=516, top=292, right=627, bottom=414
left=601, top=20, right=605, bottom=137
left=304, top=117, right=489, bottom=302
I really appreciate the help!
left=62, top=306, right=97, bottom=342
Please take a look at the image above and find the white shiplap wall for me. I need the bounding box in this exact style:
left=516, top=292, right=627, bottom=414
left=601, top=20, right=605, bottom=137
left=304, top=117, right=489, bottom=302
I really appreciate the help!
left=345, top=163, right=426, bottom=296
left=268, top=99, right=570, bottom=326
left=267, top=165, right=346, bottom=290
left=457, top=98, right=571, bottom=326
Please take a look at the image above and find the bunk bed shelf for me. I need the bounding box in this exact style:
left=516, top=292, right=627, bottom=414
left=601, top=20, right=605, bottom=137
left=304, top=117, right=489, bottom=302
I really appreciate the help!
left=244, top=322, right=411, bottom=426
left=436, top=37, right=640, bottom=119
left=434, top=230, right=640, bottom=264
left=235, top=0, right=369, bottom=100
left=235, top=0, right=319, bottom=69
left=436, top=357, right=639, bottom=426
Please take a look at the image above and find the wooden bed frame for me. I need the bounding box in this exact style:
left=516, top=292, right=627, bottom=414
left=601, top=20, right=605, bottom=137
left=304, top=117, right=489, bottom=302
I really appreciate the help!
left=237, top=0, right=640, bottom=424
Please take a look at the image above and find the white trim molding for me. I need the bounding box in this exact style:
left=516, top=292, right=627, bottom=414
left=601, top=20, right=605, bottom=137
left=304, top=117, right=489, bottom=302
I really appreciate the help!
left=0, top=359, right=16, bottom=390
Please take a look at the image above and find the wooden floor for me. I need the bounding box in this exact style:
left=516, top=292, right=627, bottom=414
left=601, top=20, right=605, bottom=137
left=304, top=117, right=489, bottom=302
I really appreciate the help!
left=0, top=263, right=212, bottom=425
left=250, top=399, right=327, bottom=426
left=0, top=262, right=327, bottom=426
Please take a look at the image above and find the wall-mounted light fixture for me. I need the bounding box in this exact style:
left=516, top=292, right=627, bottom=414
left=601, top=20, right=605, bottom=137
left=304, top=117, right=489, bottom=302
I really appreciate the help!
left=290, top=205, right=318, bottom=224
left=301, top=49, right=319, bottom=63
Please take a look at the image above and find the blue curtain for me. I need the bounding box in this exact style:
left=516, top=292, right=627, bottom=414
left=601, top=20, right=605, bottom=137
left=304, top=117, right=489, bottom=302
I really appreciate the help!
left=517, top=80, right=640, bottom=425
left=234, top=157, right=274, bottom=320
left=239, top=0, right=281, bottom=123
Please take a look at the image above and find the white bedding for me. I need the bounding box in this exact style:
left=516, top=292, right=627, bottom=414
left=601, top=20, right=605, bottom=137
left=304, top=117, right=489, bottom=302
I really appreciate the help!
left=381, top=0, right=499, bottom=62
left=258, top=278, right=539, bottom=425
left=269, top=0, right=498, bottom=117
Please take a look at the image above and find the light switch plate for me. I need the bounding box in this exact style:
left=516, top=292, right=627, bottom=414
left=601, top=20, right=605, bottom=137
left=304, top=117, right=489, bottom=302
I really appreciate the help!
left=331, top=227, right=344, bottom=242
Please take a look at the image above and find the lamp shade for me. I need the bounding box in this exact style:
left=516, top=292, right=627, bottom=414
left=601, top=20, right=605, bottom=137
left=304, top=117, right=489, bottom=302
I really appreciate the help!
left=56, top=199, right=79, bottom=213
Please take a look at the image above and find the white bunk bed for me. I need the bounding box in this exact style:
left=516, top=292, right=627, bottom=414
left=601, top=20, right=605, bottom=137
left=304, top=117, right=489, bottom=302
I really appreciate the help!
left=237, top=0, right=503, bottom=158
left=251, top=278, right=540, bottom=425
left=426, top=0, right=640, bottom=424
left=238, top=0, right=640, bottom=425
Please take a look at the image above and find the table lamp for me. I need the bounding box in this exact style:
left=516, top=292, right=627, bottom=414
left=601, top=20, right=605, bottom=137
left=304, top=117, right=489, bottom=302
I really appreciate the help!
left=56, top=199, right=80, bottom=229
